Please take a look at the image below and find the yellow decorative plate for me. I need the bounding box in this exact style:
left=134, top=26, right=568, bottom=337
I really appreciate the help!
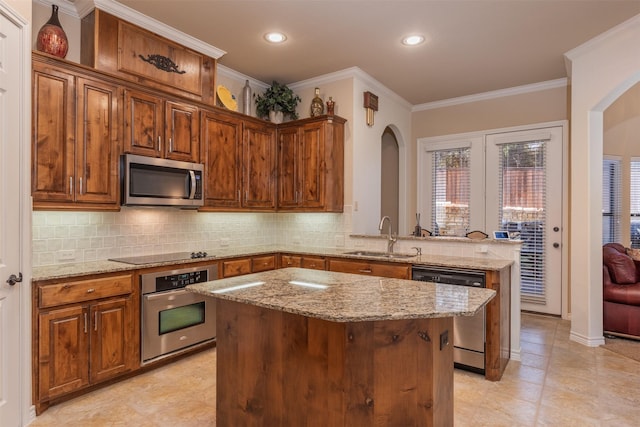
left=216, top=85, right=238, bottom=111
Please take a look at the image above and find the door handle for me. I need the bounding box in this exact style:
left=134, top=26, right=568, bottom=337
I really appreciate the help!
left=553, top=242, right=560, bottom=248
left=6, top=273, right=22, bottom=286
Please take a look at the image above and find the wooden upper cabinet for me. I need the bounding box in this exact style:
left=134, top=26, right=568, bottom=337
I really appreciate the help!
left=277, top=126, right=300, bottom=208
left=123, top=89, right=163, bottom=157
left=243, top=121, right=277, bottom=210
left=123, top=89, right=199, bottom=162
left=32, top=63, right=75, bottom=204
left=277, top=115, right=345, bottom=212
left=32, top=58, right=120, bottom=210
left=81, top=9, right=217, bottom=106
left=165, top=101, right=199, bottom=162
left=75, top=77, right=120, bottom=204
left=200, top=110, right=242, bottom=209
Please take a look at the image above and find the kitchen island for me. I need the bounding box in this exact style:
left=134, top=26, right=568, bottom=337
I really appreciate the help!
left=188, top=268, right=495, bottom=426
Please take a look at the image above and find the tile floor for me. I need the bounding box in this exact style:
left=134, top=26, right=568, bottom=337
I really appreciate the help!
left=29, top=313, right=640, bottom=426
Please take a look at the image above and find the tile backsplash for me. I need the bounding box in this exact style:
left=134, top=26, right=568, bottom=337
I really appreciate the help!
left=32, top=207, right=352, bottom=267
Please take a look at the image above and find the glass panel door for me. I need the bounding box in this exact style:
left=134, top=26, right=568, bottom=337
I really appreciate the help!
left=486, top=127, right=564, bottom=315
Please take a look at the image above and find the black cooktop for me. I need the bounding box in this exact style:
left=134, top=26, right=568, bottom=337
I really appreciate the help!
left=109, top=251, right=210, bottom=265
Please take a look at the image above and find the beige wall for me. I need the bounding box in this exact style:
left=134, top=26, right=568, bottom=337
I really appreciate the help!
left=32, top=1, right=81, bottom=63
left=6, top=0, right=30, bottom=21
left=603, top=82, right=640, bottom=246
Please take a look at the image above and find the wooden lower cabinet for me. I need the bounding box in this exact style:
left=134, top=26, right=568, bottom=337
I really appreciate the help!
left=279, top=253, right=326, bottom=270
left=222, top=254, right=277, bottom=277
left=327, top=258, right=411, bottom=279
left=34, top=274, right=137, bottom=414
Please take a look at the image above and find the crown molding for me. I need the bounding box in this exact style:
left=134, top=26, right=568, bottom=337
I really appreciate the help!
left=216, top=65, right=269, bottom=90
left=565, top=13, right=640, bottom=63
left=92, top=0, right=225, bottom=59
left=34, top=0, right=84, bottom=18
left=412, top=78, right=568, bottom=112
left=289, top=66, right=413, bottom=110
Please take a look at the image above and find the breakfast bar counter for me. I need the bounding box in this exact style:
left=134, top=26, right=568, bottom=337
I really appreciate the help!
left=188, top=268, right=495, bottom=426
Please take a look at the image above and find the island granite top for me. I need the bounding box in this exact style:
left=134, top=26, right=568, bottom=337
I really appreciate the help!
left=187, top=267, right=496, bottom=322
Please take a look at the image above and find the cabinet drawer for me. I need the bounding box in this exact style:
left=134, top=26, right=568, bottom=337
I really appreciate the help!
left=280, top=255, right=302, bottom=268
left=328, top=259, right=410, bottom=279
left=252, top=255, right=276, bottom=273
left=39, top=274, right=133, bottom=308
left=222, top=259, right=252, bottom=278
left=301, top=256, right=326, bottom=270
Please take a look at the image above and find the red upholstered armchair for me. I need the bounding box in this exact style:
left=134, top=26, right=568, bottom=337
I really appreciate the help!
left=602, top=243, right=640, bottom=338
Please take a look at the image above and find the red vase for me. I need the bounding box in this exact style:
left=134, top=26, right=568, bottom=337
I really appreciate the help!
left=36, top=5, right=68, bottom=58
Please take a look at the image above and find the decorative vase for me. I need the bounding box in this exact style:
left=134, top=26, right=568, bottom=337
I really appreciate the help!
left=326, top=97, right=335, bottom=115
left=242, top=80, right=252, bottom=116
left=269, top=110, right=284, bottom=124
left=310, top=87, right=324, bottom=117
left=36, top=4, right=69, bottom=59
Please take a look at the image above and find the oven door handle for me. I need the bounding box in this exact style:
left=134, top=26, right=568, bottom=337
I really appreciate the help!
left=143, top=288, right=194, bottom=302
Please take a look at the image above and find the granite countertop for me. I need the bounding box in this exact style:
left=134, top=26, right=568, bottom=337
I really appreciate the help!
left=187, top=268, right=496, bottom=322
left=32, top=245, right=513, bottom=282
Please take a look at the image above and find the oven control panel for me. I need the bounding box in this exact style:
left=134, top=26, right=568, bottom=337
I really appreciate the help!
left=141, top=265, right=218, bottom=294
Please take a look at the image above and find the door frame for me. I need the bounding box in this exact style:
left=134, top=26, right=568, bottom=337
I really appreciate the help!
left=0, top=1, right=33, bottom=424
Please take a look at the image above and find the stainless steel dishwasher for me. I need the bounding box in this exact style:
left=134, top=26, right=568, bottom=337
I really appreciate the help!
left=411, top=266, right=486, bottom=373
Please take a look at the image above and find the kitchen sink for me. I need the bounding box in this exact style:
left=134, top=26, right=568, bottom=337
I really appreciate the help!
left=344, top=250, right=417, bottom=259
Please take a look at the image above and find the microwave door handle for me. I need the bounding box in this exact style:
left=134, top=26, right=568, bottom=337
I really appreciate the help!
left=189, top=170, right=196, bottom=199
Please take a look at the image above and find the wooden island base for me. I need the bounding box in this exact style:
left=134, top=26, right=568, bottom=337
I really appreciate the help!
left=216, top=299, right=455, bottom=426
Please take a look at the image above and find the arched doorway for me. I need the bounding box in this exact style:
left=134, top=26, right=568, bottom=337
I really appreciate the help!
left=380, top=127, right=399, bottom=234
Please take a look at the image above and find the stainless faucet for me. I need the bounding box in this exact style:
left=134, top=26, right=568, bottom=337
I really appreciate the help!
left=378, top=216, right=397, bottom=253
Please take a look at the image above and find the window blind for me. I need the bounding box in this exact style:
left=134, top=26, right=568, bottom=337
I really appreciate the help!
left=431, top=148, right=470, bottom=236
left=630, top=159, right=640, bottom=248
left=498, top=141, right=546, bottom=303
left=602, top=158, right=621, bottom=245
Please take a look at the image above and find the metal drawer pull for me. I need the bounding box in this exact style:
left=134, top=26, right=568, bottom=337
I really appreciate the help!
left=69, top=176, right=73, bottom=195
left=94, top=312, right=98, bottom=331
left=84, top=313, right=87, bottom=333
left=359, top=269, right=372, bottom=273
left=86, top=288, right=95, bottom=293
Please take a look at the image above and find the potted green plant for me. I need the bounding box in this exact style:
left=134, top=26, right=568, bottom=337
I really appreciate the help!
left=254, top=81, right=301, bottom=123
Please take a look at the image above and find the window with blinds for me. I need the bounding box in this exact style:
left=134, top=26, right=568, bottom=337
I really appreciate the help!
left=498, top=141, right=546, bottom=302
left=630, top=159, right=640, bottom=248
left=431, top=148, right=470, bottom=236
left=602, top=158, right=621, bottom=245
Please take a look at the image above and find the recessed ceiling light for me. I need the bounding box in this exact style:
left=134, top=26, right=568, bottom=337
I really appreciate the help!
left=402, top=35, right=425, bottom=46
left=264, top=32, right=287, bottom=43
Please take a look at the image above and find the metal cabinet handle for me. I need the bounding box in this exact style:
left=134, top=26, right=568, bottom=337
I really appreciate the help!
left=84, top=313, right=88, bottom=333
left=69, top=176, right=73, bottom=195
left=169, top=137, right=173, bottom=152
left=158, top=136, right=162, bottom=153
left=79, top=177, right=83, bottom=195
left=86, top=288, right=95, bottom=293
left=94, top=312, right=98, bottom=331
left=359, top=269, right=373, bottom=273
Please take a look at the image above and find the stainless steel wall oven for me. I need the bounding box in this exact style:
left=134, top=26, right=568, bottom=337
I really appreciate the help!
left=141, top=264, right=217, bottom=364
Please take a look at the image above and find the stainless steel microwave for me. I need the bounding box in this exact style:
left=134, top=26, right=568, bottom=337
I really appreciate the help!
left=121, top=154, right=204, bottom=208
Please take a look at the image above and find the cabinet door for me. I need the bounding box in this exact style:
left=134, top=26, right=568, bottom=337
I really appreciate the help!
left=165, top=101, right=199, bottom=162
left=222, top=258, right=252, bottom=278
left=301, top=255, right=326, bottom=270
left=300, top=122, right=325, bottom=208
left=123, top=89, right=163, bottom=157
left=38, top=305, right=90, bottom=401
left=32, top=64, right=75, bottom=203
left=280, top=254, right=302, bottom=268
left=200, top=110, right=242, bottom=209
left=277, top=126, right=301, bottom=208
left=243, top=121, right=276, bottom=209
left=90, top=297, right=136, bottom=383
left=75, top=77, right=120, bottom=205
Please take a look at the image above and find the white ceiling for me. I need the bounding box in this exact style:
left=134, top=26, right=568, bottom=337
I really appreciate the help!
left=111, top=1, right=640, bottom=105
